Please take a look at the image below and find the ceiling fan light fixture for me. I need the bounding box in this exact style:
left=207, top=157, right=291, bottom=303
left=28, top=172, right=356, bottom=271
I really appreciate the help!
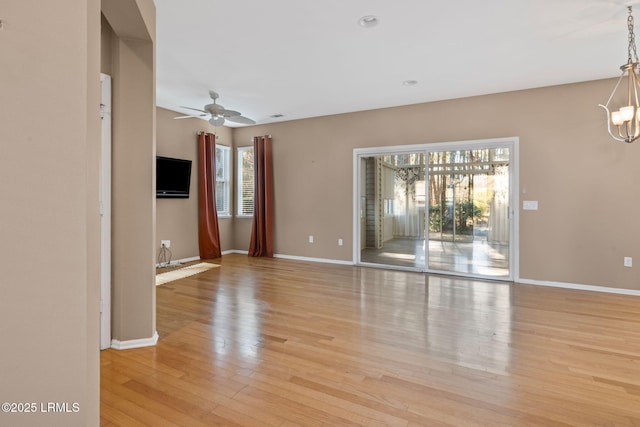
left=178, top=90, right=255, bottom=127
left=209, top=116, right=225, bottom=127
left=600, top=6, right=640, bottom=143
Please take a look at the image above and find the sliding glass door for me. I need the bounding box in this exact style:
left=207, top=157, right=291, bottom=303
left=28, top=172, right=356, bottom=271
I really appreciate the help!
left=426, top=148, right=511, bottom=278
left=354, top=139, right=516, bottom=281
left=359, top=152, right=426, bottom=268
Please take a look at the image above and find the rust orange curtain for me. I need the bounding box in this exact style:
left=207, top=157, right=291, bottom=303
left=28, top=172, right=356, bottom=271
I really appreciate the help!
left=249, top=135, right=274, bottom=257
left=197, top=132, right=222, bottom=259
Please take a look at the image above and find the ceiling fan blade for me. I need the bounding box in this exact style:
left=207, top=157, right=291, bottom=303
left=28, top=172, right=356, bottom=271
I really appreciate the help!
left=180, top=106, right=208, bottom=114
left=225, top=115, right=256, bottom=125
left=174, top=114, right=207, bottom=119
left=205, top=103, right=240, bottom=117
left=209, top=116, right=225, bottom=126
left=201, top=92, right=251, bottom=125
left=220, top=109, right=241, bottom=118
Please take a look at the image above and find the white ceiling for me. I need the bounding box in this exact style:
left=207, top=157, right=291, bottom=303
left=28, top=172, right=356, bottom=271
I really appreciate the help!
left=156, top=0, right=634, bottom=127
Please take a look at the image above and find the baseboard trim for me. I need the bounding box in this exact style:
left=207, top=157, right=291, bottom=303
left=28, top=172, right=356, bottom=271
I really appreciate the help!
left=273, top=253, right=354, bottom=266
left=518, top=278, right=640, bottom=296
left=221, top=250, right=353, bottom=265
left=219, top=252, right=638, bottom=296
left=111, top=331, right=159, bottom=350
left=222, top=249, right=247, bottom=255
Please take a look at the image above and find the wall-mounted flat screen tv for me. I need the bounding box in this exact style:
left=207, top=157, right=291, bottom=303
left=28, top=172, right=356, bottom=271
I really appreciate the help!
left=156, top=156, right=192, bottom=198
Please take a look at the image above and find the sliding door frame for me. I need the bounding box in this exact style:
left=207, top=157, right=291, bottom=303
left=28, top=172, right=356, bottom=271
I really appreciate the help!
left=353, top=137, right=519, bottom=281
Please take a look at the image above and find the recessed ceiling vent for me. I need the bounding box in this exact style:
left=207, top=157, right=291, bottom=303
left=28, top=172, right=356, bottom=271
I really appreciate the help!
left=358, top=15, right=378, bottom=28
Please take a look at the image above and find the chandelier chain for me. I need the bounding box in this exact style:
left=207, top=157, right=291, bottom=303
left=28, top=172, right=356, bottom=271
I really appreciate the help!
left=600, top=5, right=640, bottom=143
left=628, top=6, right=639, bottom=64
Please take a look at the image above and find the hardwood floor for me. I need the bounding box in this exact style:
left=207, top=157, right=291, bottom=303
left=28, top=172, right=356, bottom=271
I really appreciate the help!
left=101, top=254, right=640, bottom=426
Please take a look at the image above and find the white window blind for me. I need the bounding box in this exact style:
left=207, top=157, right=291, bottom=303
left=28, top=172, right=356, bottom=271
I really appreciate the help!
left=215, top=145, right=230, bottom=215
left=237, top=146, right=254, bottom=216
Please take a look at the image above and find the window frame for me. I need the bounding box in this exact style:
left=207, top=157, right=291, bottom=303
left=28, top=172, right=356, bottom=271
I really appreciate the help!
left=236, top=146, right=254, bottom=218
left=215, top=144, right=231, bottom=218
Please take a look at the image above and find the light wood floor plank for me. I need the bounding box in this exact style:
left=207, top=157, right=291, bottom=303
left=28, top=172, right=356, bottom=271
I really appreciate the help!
left=102, top=254, right=640, bottom=425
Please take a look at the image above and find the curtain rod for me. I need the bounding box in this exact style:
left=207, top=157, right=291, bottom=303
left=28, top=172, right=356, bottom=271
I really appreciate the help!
left=251, top=135, right=272, bottom=141
left=196, top=132, right=218, bottom=138
left=195, top=132, right=272, bottom=140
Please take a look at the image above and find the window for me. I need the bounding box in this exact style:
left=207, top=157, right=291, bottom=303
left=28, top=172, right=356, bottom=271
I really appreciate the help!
left=237, top=146, right=254, bottom=216
left=215, top=145, right=230, bottom=216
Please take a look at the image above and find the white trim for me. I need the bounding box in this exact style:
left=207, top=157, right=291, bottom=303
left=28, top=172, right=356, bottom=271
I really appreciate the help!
left=352, top=152, right=360, bottom=265
left=99, top=73, right=112, bottom=351
left=274, top=253, right=354, bottom=266
left=510, top=139, right=520, bottom=281
left=220, top=250, right=353, bottom=265
left=111, top=331, right=159, bottom=350
left=352, top=137, right=518, bottom=157
left=223, top=249, right=248, bottom=255
left=517, top=278, right=640, bottom=297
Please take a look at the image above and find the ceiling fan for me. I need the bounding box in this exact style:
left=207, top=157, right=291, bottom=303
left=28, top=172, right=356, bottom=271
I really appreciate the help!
left=174, top=90, right=255, bottom=126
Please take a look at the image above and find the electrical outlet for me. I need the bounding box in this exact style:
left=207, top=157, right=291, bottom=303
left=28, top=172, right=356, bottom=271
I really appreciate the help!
left=624, top=257, right=633, bottom=267
left=338, top=238, right=343, bottom=246
left=308, top=235, right=314, bottom=243
left=161, top=240, right=171, bottom=248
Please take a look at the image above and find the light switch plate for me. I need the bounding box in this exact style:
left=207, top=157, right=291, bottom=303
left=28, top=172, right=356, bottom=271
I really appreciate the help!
left=523, top=200, right=538, bottom=210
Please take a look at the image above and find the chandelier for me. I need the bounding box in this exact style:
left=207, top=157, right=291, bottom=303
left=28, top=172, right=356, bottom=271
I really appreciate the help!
left=600, top=6, right=640, bottom=143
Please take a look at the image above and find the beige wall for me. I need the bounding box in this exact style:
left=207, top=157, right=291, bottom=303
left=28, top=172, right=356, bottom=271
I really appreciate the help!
left=233, top=79, right=640, bottom=291
left=0, top=1, right=100, bottom=425
left=103, top=0, right=157, bottom=342
left=0, top=6, right=626, bottom=427
left=86, top=0, right=102, bottom=421
left=156, top=107, right=233, bottom=260
left=101, top=15, right=113, bottom=74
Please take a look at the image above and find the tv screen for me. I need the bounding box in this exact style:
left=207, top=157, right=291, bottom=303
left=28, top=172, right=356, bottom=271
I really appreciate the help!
left=156, top=156, right=192, bottom=198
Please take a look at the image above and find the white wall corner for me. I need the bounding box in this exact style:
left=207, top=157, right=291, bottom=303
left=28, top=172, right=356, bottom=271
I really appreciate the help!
left=223, top=250, right=248, bottom=255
